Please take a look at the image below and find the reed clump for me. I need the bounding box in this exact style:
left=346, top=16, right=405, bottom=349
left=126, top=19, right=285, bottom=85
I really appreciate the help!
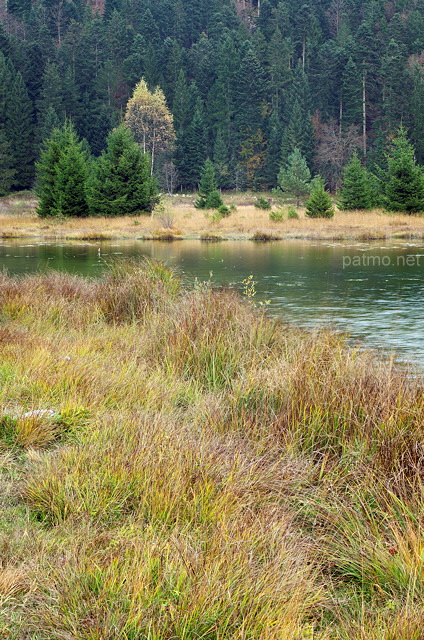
left=0, top=260, right=423, bottom=638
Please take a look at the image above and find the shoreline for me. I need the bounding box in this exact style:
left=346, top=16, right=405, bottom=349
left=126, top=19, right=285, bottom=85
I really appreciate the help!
left=1, top=193, right=424, bottom=243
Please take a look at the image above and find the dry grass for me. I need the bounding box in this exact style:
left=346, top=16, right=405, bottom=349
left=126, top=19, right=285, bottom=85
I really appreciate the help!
left=1, top=192, right=424, bottom=241
left=0, top=261, right=423, bottom=638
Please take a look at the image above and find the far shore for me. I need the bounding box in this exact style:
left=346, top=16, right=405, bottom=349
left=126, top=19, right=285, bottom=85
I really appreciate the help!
left=1, top=191, right=424, bottom=242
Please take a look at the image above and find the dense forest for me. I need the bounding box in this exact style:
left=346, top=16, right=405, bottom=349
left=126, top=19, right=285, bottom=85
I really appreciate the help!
left=0, top=0, right=423, bottom=195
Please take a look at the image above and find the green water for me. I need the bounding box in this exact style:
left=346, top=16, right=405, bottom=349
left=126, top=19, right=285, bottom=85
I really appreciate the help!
left=1, top=238, right=423, bottom=365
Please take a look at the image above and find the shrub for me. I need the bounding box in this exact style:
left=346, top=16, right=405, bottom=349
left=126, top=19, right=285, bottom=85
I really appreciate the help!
left=152, top=199, right=174, bottom=228
left=287, top=206, right=299, bottom=219
left=218, top=204, right=230, bottom=216
left=269, top=209, right=284, bottom=222
left=254, top=196, right=272, bottom=210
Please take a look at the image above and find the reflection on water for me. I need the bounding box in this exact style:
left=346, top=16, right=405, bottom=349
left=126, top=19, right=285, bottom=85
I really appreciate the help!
left=1, top=239, right=423, bottom=366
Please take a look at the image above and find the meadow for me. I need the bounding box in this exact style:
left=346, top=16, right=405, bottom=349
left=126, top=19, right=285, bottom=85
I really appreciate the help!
left=1, top=192, right=424, bottom=242
left=0, top=258, right=423, bottom=639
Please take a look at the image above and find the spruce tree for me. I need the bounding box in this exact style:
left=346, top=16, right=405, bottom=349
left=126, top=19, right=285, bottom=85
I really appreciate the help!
left=384, top=128, right=424, bottom=213
left=89, top=125, right=157, bottom=216
left=233, top=45, right=265, bottom=161
left=175, top=96, right=207, bottom=190
left=262, top=110, right=283, bottom=189
left=0, top=129, right=16, bottom=196
left=305, top=177, right=335, bottom=218
left=338, top=151, right=373, bottom=210
left=213, top=128, right=230, bottom=190
left=6, top=72, right=34, bottom=189
left=276, top=147, right=311, bottom=206
left=341, top=58, right=362, bottom=128
left=36, top=122, right=89, bottom=218
left=194, top=158, right=223, bottom=209
left=409, top=64, right=424, bottom=164
left=281, top=100, right=313, bottom=167
left=54, top=142, right=89, bottom=218
left=36, top=62, right=64, bottom=144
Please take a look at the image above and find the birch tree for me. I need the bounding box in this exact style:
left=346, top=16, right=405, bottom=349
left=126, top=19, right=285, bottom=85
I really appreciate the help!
left=124, top=78, right=175, bottom=175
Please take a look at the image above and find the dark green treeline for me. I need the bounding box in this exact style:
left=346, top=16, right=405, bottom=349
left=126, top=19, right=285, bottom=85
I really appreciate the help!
left=0, top=0, right=423, bottom=192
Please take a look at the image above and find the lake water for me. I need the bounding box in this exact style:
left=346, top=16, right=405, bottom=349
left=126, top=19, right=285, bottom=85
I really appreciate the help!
left=1, top=238, right=423, bottom=366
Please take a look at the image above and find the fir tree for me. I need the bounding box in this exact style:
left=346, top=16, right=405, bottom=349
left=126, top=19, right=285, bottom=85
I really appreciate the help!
left=338, top=151, right=373, bottom=210
left=305, top=177, right=335, bottom=218
left=89, top=125, right=157, bottom=216
left=384, top=128, right=424, bottom=213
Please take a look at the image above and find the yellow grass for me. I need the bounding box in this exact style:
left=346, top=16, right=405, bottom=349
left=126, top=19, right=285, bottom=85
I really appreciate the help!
left=0, top=261, right=423, bottom=638
left=1, top=192, right=424, bottom=241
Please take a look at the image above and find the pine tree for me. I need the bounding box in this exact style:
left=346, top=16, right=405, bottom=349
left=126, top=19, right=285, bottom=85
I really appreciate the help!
left=338, top=151, right=373, bottom=210
left=305, top=177, right=335, bottom=218
left=384, top=128, right=424, bottom=213
left=89, top=125, right=157, bottom=216
left=276, top=148, right=311, bottom=206
left=36, top=122, right=89, bottom=218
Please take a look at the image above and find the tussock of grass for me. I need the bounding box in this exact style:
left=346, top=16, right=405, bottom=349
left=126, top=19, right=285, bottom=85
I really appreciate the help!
left=250, top=231, right=281, bottom=242
left=0, top=260, right=423, bottom=638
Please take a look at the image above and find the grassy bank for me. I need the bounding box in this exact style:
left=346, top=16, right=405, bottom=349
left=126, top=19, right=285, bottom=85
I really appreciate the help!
left=0, top=260, right=423, bottom=639
left=1, top=192, right=424, bottom=241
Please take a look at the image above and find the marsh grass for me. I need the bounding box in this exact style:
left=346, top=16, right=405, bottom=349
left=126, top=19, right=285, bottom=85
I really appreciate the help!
left=1, top=192, right=424, bottom=240
left=0, top=260, right=423, bottom=638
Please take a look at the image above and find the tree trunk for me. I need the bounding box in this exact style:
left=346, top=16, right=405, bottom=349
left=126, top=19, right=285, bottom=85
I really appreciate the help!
left=362, top=71, right=367, bottom=157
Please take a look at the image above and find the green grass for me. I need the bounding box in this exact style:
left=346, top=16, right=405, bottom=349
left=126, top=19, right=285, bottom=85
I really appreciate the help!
left=0, top=260, right=423, bottom=638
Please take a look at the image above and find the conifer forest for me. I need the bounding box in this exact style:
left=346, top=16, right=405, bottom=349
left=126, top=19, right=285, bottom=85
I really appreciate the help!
left=0, top=0, right=423, bottom=197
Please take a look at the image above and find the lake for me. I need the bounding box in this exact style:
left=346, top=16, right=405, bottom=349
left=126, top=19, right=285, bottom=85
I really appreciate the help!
left=1, top=238, right=423, bottom=366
